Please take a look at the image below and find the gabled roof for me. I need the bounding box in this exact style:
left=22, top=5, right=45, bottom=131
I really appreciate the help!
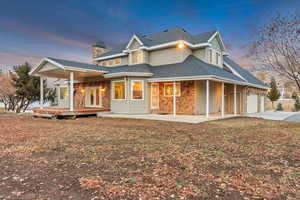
left=46, top=57, right=108, bottom=72
left=94, top=27, right=218, bottom=60
left=223, top=56, right=268, bottom=88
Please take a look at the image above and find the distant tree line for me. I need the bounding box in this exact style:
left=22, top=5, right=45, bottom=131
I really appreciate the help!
left=0, top=62, right=55, bottom=113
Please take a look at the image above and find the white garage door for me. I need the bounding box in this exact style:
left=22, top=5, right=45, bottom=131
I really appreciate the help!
left=247, top=93, right=258, bottom=113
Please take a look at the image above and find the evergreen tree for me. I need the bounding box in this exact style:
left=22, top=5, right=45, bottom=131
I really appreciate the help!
left=267, top=77, right=281, bottom=109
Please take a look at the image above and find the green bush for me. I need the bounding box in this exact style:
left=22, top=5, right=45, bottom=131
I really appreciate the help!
left=276, top=103, right=284, bottom=111
left=295, top=96, right=300, bottom=111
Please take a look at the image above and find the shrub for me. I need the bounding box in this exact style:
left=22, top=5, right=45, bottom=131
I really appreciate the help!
left=276, top=103, right=284, bottom=111
left=295, top=96, right=300, bottom=111
left=291, top=92, right=298, bottom=100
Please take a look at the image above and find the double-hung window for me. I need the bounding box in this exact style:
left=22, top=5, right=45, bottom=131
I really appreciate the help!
left=131, top=80, right=144, bottom=100
left=113, top=81, right=125, bottom=100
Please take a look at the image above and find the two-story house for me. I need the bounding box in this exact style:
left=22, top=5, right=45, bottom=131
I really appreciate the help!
left=30, top=27, right=268, bottom=118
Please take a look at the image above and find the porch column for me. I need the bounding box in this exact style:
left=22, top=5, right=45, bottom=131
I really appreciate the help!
left=173, top=81, right=176, bottom=117
left=234, top=84, right=237, bottom=115
left=221, top=82, right=224, bottom=117
left=206, top=80, right=209, bottom=118
left=70, top=72, right=74, bottom=111
left=40, top=76, right=44, bottom=109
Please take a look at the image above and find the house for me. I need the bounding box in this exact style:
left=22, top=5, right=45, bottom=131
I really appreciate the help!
left=30, top=27, right=268, bottom=118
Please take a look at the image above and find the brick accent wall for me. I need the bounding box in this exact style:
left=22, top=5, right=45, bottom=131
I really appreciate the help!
left=153, top=81, right=196, bottom=114
left=74, top=81, right=110, bottom=109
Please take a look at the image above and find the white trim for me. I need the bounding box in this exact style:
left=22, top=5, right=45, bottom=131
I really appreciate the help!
left=94, top=41, right=211, bottom=61
left=130, top=80, right=144, bottom=100
left=85, top=87, right=103, bottom=108
left=173, top=81, right=176, bottom=117
left=126, top=35, right=144, bottom=49
left=223, top=62, right=246, bottom=81
left=221, top=82, right=224, bottom=117
left=30, top=57, right=108, bottom=76
left=206, top=80, right=209, bottom=118
left=163, top=82, right=181, bottom=97
left=148, top=75, right=269, bottom=90
left=104, top=72, right=153, bottom=78
left=40, top=76, right=44, bottom=109
left=69, top=72, right=74, bottom=111
left=94, top=53, right=127, bottom=61
left=111, top=80, right=126, bottom=100
left=150, top=83, right=159, bottom=109
left=208, top=31, right=227, bottom=53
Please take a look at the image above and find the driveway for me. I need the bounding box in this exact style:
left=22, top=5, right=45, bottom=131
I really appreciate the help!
left=285, top=113, right=300, bottom=122
left=247, top=111, right=297, bottom=121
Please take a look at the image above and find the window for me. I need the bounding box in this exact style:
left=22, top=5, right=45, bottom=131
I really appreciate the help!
left=108, top=60, right=114, bottom=66
left=164, top=83, right=181, bottom=96
left=113, top=81, right=125, bottom=99
left=102, top=61, right=107, bottom=66
left=131, top=50, right=142, bottom=64
left=115, top=58, right=121, bottom=65
left=209, top=49, right=213, bottom=63
left=131, top=80, right=144, bottom=100
left=216, top=52, right=219, bottom=65
left=59, top=87, right=68, bottom=100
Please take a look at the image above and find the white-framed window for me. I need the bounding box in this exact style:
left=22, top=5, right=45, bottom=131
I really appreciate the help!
left=112, top=81, right=126, bottom=100
left=59, top=87, right=68, bottom=100
left=131, top=50, right=142, bottom=64
left=164, top=83, right=181, bottom=97
left=131, top=80, right=144, bottom=100
left=216, top=52, right=220, bottom=65
left=108, top=60, right=114, bottom=66
left=115, top=58, right=121, bottom=65
left=209, top=49, right=213, bottom=63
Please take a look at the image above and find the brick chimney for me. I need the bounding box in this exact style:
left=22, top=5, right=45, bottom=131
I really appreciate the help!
left=92, top=41, right=106, bottom=58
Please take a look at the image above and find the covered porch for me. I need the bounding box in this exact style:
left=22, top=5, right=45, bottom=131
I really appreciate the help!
left=149, top=79, right=246, bottom=118
left=30, top=57, right=111, bottom=118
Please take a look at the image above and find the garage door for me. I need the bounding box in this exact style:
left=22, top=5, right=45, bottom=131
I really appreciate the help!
left=247, top=93, right=258, bottom=113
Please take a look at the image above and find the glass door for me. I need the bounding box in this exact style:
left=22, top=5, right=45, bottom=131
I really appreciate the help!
left=151, top=83, right=159, bottom=109
left=85, top=87, right=102, bottom=107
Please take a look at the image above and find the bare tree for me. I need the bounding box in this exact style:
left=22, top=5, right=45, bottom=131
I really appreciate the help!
left=0, top=73, right=16, bottom=112
left=251, top=13, right=300, bottom=90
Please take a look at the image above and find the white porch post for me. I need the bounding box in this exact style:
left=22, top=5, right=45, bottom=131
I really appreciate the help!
left=206, top=80, right=210, bottom=118
left=234, top=84, right=237, bottom=116
left=40, top=76, right=44, bottom=109
left=173, top=81, right=176, bottom=117
left=221, top=82, right=224, bottom=117
left=70, top=72, right=74, bottom=111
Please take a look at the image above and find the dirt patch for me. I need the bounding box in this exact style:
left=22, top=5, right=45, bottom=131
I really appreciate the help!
left=0, top=113, right=299, bottom=199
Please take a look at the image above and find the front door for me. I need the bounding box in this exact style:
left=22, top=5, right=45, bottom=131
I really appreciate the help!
left=85, top=87, right=102, bottom=107
left=151, top=83, right=159, bottom=109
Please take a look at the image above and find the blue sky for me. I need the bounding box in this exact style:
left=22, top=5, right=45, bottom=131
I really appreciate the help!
left=0, top=0, right=299, bottom=69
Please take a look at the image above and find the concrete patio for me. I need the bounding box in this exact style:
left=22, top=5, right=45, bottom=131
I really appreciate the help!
left=246, top=111, right=297, bottom=121
left=97, top=113, right=239, bottom=123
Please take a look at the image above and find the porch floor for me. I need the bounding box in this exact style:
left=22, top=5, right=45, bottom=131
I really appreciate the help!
left=97, top=113, right=240, bottom=124
left=33, top=107, right=110, bottom=118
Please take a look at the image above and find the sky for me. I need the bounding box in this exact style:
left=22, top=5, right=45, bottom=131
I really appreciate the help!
left=0, top=0, right=299, bottom=71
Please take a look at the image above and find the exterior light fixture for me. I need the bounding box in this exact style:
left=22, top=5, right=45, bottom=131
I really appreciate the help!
left=81, top=88, right=85, bottom=93
left=177, top=42, right=185, bottom=49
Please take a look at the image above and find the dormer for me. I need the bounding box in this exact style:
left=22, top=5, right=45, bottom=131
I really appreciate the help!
left=206, top=31, right=227, bottom=67
left=126, top=35, right=148, bottom=65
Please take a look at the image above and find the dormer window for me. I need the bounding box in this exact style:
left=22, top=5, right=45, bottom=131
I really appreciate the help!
left=209, top=49, right=213, bottom=63
left=131, top=50, right=142, bottom=64
left=216, top=52, right=220, bottom=65
left=115, top=58, right=121, bottom=65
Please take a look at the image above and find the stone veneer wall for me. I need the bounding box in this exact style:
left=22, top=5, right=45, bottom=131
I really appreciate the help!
left=74, top=81, right=110, bottom=109
left=155, top=81, right=196, bottom=114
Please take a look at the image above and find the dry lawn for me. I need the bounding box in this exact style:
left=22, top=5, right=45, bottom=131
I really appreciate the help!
left=0, top=113, right=299, bottom=200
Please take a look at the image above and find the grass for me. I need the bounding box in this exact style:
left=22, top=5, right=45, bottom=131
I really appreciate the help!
left=0, top=113, right=299, bottom=199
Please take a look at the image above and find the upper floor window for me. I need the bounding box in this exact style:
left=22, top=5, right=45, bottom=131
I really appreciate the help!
left=131, top=50, right=142, bottom=64
left=115, top=58, right=121, bottom=65
left=102, top=61, right=107, bottom=66
left=209, top=49, right=213, bottom=63
left=216, top=52, right=220, bottom=65
left=108, top=60, right=114, bottom=66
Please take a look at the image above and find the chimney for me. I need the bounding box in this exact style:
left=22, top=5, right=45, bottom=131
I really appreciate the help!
left=92, top=41, right=106, bottom=58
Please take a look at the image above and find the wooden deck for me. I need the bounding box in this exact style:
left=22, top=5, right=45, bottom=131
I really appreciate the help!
left=32, top=107, right=110, bottom=119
